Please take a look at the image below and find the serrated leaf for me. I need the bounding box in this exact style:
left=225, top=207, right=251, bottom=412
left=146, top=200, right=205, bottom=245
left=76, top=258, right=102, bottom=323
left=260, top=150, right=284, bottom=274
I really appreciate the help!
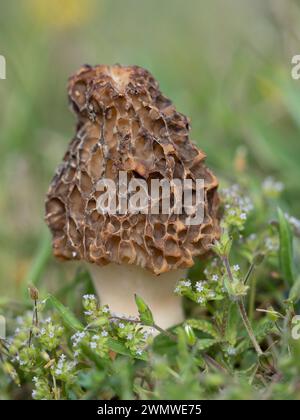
left=253, top=320, right=275, bottom=340
left=47, top=294, right=84, bottom=331
left=277, top=208, right=295, bottom=286
left=196, top=338, right=218, bottom=351
left=225, top=304, right=239, bottom=345
left=234, top=339, right=250, bottom=355
left=186, top=319, right=220, bottom=340
left=236, top=321, right=274, bottom=355
left=134, top=294, right=154, bottom=326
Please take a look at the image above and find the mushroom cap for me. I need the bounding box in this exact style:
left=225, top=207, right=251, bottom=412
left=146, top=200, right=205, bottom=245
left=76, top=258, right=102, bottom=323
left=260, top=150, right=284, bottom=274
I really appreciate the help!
left=45, top=64, right=220, bottom=274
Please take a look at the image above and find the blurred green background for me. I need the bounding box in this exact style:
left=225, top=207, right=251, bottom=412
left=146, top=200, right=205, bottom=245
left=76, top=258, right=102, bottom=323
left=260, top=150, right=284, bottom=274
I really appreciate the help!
left=0, top=0, right=300, bottom=298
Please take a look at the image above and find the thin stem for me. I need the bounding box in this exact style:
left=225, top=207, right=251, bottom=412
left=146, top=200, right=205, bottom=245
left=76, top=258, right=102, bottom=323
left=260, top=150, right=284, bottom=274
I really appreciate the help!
left=153, top=324, right=177, bottom=342
left=248, top=275, right=257, bottom=321
left=203, top=354, right=228, bottom=374
left=109, top=315, right=139, bottom=324
left=28, top=298, right=39, bottom=347
left=222, top=256, right=234, bottom=282
left=222, top=255, right=263, bottom=356
left=244, top=262, right=255, bottom=284
left=34, top=299, right=39, bottom=326
left=52, top=375, right=59, bottom=400
left=238, top=299, right=263, bottom=356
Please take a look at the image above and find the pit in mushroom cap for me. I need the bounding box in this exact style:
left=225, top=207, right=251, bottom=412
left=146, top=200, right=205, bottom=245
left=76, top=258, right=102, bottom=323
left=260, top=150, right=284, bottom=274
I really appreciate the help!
left=45, top=64, right=220, bottom=275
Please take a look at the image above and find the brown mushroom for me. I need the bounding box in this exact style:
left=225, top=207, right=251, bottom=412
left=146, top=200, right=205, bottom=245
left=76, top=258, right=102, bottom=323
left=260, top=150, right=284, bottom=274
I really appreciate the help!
left=45, top=64, right=220, bottom=329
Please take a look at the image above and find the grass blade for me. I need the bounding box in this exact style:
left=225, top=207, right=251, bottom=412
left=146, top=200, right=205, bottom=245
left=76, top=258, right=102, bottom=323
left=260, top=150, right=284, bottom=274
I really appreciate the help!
left=47, top=294, right=84, bottom=331
left=277, top=208, right=295, bottom=287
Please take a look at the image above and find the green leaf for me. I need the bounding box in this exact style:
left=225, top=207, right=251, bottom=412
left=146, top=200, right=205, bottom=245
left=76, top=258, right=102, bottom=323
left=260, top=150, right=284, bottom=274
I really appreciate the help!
left=80, top=343, right=109, bottom=370
left=134, top=294, right=154, bottom=326
left=46, top=294, right=84, bottom=331
left=253, top=320, right=275, bottom=340
left=186, top=319, right=220, bottom=340
left=223, top=275, right=234, bottom=297
left=225, top=304, right=239, bottom=345
left=277, top=208, right=294, bottom=286
left=288, top=276, right=300, bottom=304
left=107, top=338, right=147, bottom=361
left=196, top=338, right=218, bottom=351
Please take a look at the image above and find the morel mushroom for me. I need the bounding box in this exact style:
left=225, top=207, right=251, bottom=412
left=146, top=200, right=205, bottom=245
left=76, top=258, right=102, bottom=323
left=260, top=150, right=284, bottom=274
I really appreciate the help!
left=45, top=64, right=219, bottom=329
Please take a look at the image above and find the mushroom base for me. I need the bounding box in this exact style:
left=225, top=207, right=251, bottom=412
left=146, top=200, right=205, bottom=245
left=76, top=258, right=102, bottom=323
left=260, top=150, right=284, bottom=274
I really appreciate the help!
left=89, top=263, right=186, bottom=330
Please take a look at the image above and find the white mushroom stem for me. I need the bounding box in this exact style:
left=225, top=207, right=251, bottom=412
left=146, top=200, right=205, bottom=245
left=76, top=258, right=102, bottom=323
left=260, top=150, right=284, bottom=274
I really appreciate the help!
left=89, top=263, right=186, bottom=330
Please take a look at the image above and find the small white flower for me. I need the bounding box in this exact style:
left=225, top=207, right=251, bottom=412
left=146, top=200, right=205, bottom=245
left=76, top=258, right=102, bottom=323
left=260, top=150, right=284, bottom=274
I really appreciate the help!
left=196, top=281, right=204, bottom=293
left=92, top=335, right=100, bottom=340
left=55, top=368, right=62, bottom=375
left=32, top=376, right=38, bottom=383
left=197, top=297, right=205, bottom=304
left=212, top=274, right=219, bottom=282
left=143, top=328, right=155, bottom=340
left=127, top=333, right=133, bottom=340
left=83, top=294, right=96, bottom=300
left=32, top=390, right=37, bottom=398
left=65, top=363, right=72, bottom=372
left=84, top=310, right=93, bottom=316
left=90, top=342, right=97, bottom=349
left=196, top=281, right=205, bottom=292
left=74, top=350, right=80, bottom=358
left=180, top=279, right=191, bottom=287
left=118, top=323, right=125, bottom=329
left=102, top=306, right=109, bottom=313
left=262, top=177, right=284, bottom=193
left=57, top=361, right=64, bottom=370
left=211, top=259, right=217, bottom=267
left=229, top=209, right=236, bottom=216
left=265, top=237, right=278, bottom=252
left=233, top=265, right=240, bottom=272
left=49, top=332, right=54, bottom=338
left=227, top=347, right=237, bottom=356
left=101, top=330, right=108, bottom=337
left=59, top=354, right=66, bottom=361
left=45, top=317, right=51, bottom=324
left=240, top=213, right=247, bottom=220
